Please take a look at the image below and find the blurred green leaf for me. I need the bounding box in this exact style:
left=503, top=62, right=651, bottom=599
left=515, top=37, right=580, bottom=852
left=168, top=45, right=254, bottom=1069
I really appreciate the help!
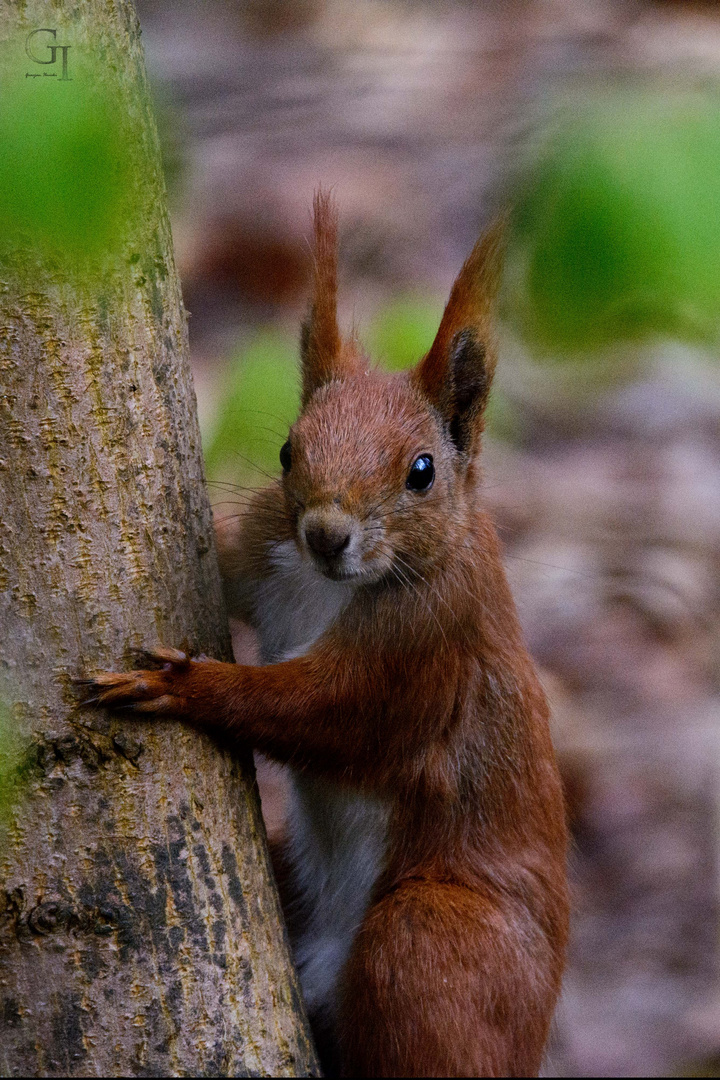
left=365, top=296, right=443, bottom=371
left=203, top=329, right=300, bottom=483
left=0, top=43, right=141, bottom=262
left=506, top=89, right=720, bottom=357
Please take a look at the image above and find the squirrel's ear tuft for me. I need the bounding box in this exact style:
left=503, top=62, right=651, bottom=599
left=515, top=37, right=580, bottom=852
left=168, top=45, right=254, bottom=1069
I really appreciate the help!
left=413, top=219, right=505, bottom=455
left=300, top=190, right=362, bottom=406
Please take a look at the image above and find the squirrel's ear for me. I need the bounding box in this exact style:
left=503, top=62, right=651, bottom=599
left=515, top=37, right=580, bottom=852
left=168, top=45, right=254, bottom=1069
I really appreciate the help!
left=413, top=220, right=505, bottom=455
left=300, top=190, right=361, bottom=406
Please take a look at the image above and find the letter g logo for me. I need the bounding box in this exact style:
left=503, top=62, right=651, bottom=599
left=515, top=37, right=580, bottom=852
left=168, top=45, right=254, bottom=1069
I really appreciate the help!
left=25, top=29, right=71, bottom=81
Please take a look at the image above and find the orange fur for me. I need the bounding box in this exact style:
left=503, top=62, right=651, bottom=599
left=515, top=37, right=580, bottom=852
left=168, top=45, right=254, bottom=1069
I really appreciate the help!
left=300, top=190, right=365, bottom=405
left=85, top=193, right=569, bottom=1078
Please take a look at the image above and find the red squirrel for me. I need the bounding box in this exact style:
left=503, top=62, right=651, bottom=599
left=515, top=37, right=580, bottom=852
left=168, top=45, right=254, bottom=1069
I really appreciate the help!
left=84, top=192, right=569, bottom=1078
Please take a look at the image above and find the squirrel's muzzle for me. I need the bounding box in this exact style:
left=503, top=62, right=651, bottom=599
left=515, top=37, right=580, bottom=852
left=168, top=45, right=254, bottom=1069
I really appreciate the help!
left=305, top=523, right=351, bottom=558
left=300, top=507, right=359, bottom=576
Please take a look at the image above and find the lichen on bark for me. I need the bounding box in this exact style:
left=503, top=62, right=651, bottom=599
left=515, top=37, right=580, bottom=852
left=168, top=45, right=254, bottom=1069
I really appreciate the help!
left=0, top=1, right=318, bottom=1075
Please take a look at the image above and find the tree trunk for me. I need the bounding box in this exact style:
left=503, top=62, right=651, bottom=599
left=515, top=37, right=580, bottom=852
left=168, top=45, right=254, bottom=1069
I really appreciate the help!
left=0, top=2, right=318, bottom=1075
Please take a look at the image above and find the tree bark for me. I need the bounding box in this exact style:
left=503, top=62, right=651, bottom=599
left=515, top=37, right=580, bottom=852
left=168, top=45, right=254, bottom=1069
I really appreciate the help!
left=0, top=2, right=318, bottom=1075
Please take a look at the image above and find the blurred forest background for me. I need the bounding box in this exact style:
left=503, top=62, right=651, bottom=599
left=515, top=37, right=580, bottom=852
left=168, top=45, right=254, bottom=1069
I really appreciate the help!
left=26, top=0, right=718, bottom=1074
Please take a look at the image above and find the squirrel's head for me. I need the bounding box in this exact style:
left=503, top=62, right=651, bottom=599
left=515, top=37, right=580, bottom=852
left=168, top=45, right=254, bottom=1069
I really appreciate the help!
left=281, top=190, right=503, bottom=585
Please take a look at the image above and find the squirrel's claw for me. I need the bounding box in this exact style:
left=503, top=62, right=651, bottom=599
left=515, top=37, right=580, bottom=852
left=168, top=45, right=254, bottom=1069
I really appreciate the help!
left=73, top=646, right=221, bottom=717
left=76, top=665, right=187, bottom=716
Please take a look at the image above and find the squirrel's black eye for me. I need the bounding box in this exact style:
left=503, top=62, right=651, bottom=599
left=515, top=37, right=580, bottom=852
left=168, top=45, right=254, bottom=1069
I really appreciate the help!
left=280, top=441, right=292, bottom=472
left=406, top=454, right=434, bottom=492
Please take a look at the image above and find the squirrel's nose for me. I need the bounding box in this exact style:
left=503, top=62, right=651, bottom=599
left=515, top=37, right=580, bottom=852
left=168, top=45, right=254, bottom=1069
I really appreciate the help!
left=305, top=524, right=351, bottom=559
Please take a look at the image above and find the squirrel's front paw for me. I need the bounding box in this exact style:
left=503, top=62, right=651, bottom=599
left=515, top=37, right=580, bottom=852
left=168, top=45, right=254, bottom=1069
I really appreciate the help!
left=75, top=646, right=218, bottom=717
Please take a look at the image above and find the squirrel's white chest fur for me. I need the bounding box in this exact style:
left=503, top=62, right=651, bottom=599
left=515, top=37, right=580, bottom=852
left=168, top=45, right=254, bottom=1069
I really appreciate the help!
left=254, top=540, right=389, bottom=1022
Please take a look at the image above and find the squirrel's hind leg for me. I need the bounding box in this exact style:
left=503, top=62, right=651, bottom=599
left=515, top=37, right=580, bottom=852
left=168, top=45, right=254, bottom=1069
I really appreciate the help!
left=338, top=878, right=560, bottom=1078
